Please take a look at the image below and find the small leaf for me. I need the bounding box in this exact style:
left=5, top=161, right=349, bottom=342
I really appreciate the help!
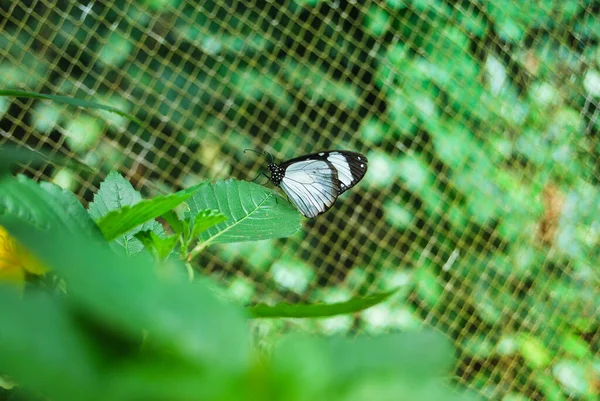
left=88, top=171, right=164, bottom=255
left=135, top=230, right=178, bottom=261
left=186, top=179, right=300, bottom=253
left=0, top=89, right=141, bottom=125
left=161, top=210, right=184, bottom=234
left=247, top=289, right=396, bottom=318
left=190, top=209, right=227, bottom=239
left=95, top=183, right=205, bottom=241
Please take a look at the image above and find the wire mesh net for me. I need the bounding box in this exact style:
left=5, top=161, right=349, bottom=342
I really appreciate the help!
left=1, top=1, right=600, bottom=399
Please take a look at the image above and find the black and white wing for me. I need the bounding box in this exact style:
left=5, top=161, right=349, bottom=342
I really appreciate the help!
left=321, top=151, right=368, bottom=195
left=279, top=159, right=340, bottom=218
left=275, top=151, right=368, bottom=218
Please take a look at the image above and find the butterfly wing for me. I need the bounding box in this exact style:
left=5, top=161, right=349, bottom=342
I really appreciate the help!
left=276, top=151, right=368, bottom=218
left=322, top=151, right=368, bottom=194
left=279, top=159, right=341, bottom=218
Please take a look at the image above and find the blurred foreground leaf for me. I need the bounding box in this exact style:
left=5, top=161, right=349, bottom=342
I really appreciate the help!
left=0, top=287, right=100, bottom=400
left=0, top=175, right=100, bottom=237
left=248, top=289, right=397, bottom=318
left=0, top=144, right=92, bottom=175
left=0, top=217, right=251, bottom=372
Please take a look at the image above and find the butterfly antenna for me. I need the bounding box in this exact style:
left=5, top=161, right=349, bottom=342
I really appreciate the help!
left=264, top=151, right=274, bottom=163
left=243, top=149, right=263, bottom=156
left=244, top=148, right=275, bottom=164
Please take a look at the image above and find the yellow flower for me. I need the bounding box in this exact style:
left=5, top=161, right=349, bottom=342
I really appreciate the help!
left=0, top=225, right=47, bottom=287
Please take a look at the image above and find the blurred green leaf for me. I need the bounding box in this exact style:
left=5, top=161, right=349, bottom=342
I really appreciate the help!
left=95, top=183, right=204, bottom=241
left=248, top=289, right=397, bottom=318
left=1, top=218, right=251, bottom=371
left=0, top=287, right=100, bottom=401
left=275, top=330, right=455, bottom=384
left=0, top=175, right=99, bottom=237
left=0, top=145, right=92, bottom=175
left=0, top=89, right=141, bottom=125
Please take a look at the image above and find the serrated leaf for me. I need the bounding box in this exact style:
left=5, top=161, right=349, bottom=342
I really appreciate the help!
left=190, top=209, right=227, bottom=239
left=0, top=175, right=99, bottom=237
left=135, top=230, right=178, bottom=261
left=247, top=289, right=397, bottom=319
left=88, top=171, right=164, bottom=255
left=95, top=183, right=205, bottom=241
left=186, top=179, right=300, bottom=253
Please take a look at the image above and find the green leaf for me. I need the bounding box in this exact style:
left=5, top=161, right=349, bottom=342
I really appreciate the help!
left=186, top=179, right=300, bottom=254
left=161, top=210, right=184, bottom=234
left=274, top=330, right=456, bottom=385
left=0, top=287, right=100, bottom=401
left=0, top=144, right=93, bottom=175
left=190, top=209, right=227, bottom=239
left=0, top=217, right=251, bottom=371
left=247, top=290, right=396, bottom=318
left=135, top=230, right=178, bottom=261
left=88, top=171, right=165, bottom=255
left=95, top=183, right=205, bottom=241
left=0, top=89, right=141, bottom=125
left=0, top=175, right=100, bottom=237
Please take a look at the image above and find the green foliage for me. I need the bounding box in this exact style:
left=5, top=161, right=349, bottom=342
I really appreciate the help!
left=89, top=171, right=167, bottom=255
left=0, top=171, right=476, bottom=400
left=2, top=1, right=600, bottom=400
left=248, top=289, right=396, bottom=318
left=95, top=179, right=204, bottom=241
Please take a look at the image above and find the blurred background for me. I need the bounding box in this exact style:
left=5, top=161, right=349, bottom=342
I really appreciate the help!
left=1, top=1, right=599, bottom=399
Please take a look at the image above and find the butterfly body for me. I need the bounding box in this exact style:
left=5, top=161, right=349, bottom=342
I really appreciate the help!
left=266, top=150, right=368, bottom=218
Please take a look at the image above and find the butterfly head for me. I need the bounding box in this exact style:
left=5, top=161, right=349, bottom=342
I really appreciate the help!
left=268, top=163, right=284, bottom=186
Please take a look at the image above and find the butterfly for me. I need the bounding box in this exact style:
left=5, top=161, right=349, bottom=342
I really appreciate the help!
left=246, top=150, right=368, bottom=218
